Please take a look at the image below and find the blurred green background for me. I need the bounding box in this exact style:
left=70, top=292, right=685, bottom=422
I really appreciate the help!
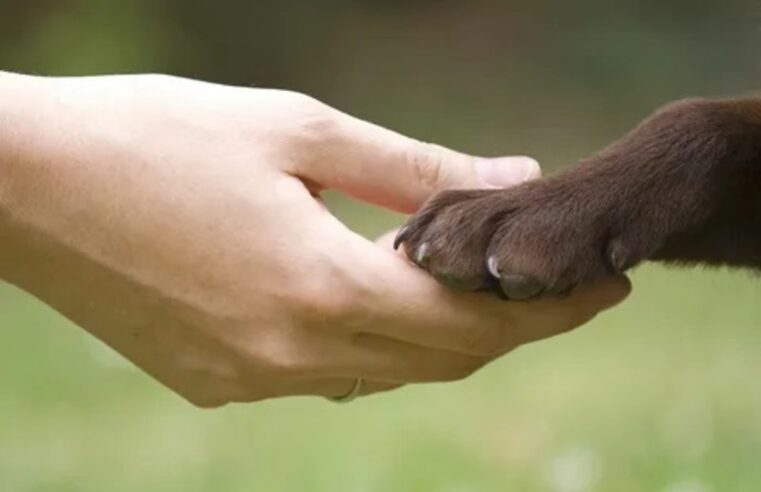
left=2, top=1, right=761, bottom=491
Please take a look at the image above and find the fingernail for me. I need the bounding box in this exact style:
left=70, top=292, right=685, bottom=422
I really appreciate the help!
left=475, top=156, right=541, bottom=187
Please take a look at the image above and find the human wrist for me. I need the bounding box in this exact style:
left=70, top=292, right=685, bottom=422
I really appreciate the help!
left=0, top=72, right=58, bottom=283
left=0, top=70, right=50, bottom=196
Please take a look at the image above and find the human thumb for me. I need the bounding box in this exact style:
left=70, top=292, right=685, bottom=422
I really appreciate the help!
left=290, top=108, right=541, bottom=213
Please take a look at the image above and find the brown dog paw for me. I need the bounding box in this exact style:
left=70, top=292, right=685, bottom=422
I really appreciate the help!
left=395, top=97, right=761, bottom=299
left=394, top=179, right=629, bottom=300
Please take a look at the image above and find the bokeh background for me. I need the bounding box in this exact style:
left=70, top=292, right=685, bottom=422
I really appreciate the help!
left=2, top=1, right=761, bottom=491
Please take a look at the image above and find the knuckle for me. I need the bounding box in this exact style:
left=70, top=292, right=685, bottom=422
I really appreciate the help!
left=279, top=92, right=339, bottom=148
left=407, top=143, right=448, bottom=195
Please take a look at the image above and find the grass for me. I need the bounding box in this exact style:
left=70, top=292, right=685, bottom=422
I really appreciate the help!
left=2, top=201, right=761, bottom=492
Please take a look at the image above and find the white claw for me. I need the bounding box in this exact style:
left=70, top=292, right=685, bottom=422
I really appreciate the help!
left=415, top=242, right=429, bottom=265
left=486, top=255, right=500, bottom=278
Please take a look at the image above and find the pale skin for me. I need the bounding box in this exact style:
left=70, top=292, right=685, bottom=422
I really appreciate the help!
left=0, top=73, right=630, bottom=407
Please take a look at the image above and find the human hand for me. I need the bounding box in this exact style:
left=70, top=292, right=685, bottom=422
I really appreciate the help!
left=0, top=73, right=630, bottom=406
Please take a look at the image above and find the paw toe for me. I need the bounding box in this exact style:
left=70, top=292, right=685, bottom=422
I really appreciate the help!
left=499, top=273, right=545, bottom=300
left=433, top=270, right=490, bottom=291
left=606, top=236, right=643, bottom=273
left=487, top=256, right=547, bottom=300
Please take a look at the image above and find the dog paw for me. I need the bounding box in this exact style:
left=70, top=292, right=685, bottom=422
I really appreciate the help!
left=394, top=180, right=644, bottom=300
left=394, top=97, right=760, bottom=299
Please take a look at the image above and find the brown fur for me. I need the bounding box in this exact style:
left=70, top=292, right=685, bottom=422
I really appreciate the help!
left=394, top=97, right=761, bottom=299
